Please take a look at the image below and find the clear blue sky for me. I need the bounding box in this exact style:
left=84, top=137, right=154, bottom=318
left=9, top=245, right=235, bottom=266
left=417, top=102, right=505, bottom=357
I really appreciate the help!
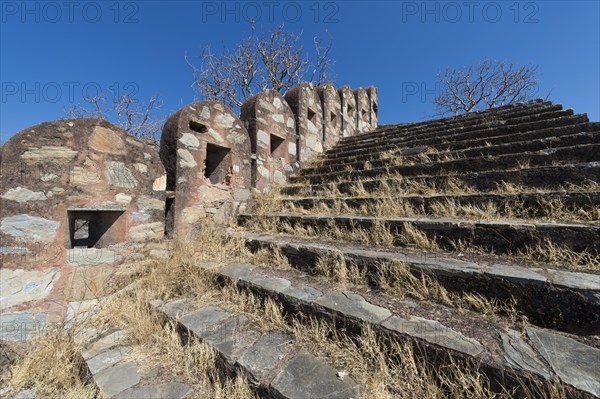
left=1, top=0, right=599, bottom=141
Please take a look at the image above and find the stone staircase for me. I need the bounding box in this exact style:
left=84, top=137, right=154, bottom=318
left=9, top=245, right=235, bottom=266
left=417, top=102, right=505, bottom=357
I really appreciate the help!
left=233, top=100, right=600, bottom=398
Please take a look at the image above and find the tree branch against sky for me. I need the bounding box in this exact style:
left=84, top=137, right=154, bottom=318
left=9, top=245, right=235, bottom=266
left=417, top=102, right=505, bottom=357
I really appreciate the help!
left=65, top=93, right=165, bottom=142
left=187, top=24, right=336, bottom=110
left=434, top=59, right=540, bottom=116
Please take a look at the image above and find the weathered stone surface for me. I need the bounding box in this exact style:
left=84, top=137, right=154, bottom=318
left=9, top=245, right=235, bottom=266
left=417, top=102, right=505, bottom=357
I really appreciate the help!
left=128, top=222, right=163, bottom=241
left=179, top=307, right=231, bottom=335
left=87, top=346, right=133, bottom=374
left=527, top=326, right=600, bottom=396
left=89, top=126, right=125, bottom=154
left=94, top=362, right=140, bottom=398
left=0, top=312, right=48, bottom=341
left=500, top=329, right=552, bottom=379
left=105, top=161, right=138, bottom=188
left=67, top=248, right=123, bottom=265
left=1, top=214, right=59, bottom=242
left=65, top=299, right=100, bottom=327
left=220, top=263, right=254, bottom=281
left=246, top=276, right=292, bottom=293
left=381, top=316, right=484, bottom=357
left=485, top=264, right=547, bottom=286
left=0, top=268, right=59, bottom=310
left=549, top=270, right=600, bottom=291
left=20, top=146, right=77, bottom=162
left=199, top=315, right=260, bottom=359
left=1, top=187, right=47, bottom=202
left=272, top=351, right=359, bottom=399
left=315, top=291, right=391, bottom=324
left=238, top=330, right=295, bottom=380
left=177, top=148, right=197, bottom=168
left=82, top=330, right=127, bottom=359
left=179, top=132, right=200, bottom=148
left=65, top=264, right=116, bottom=301
left=137, top=196, right=164, bottom=211
left=161, top=298, right=196, bottom=319
left=284, top=285, right=323, bottom=302
left=113, top=382, right=192, bottom=399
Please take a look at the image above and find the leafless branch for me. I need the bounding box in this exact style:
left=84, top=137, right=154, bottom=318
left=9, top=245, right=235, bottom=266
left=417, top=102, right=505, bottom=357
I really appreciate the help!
left=434, top=59, right=539, bottom=116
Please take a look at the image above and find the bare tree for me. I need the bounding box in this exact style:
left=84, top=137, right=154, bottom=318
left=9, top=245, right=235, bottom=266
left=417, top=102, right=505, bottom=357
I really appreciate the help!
left=188, top=24, right=335, bottom=110
left=434, top=59, right=539, bottom=115
left=66, top=93, right=164, bottom=142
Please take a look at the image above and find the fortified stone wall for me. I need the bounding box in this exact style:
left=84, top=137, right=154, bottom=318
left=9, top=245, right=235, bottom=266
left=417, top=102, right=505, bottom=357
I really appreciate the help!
left=317, top=83, right=342, bottom=150
left=285, top=83, right=324, bottom=164
left=354, top=87, right=371, bottom=134
left=367, top=86, right=379, bottom=130
left=160, top=101, right=251, bottom=238
left=0, top=118, right=166, bottom=327
left=240, top=90, right=298, bottom=192
left=339, top=85, right=358, bottom=137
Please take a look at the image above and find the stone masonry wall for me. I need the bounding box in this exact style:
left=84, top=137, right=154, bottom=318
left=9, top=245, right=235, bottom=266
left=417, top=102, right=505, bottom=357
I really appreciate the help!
left=354, top=87, right=371, bottom=134
left=160, top=101, right=251, bottom=238
left=285, top=83, right=324, bottom=164
left=0, top=118, right=166, bottom=332
left=317, top=83, right=342, bottom=150
left=368, top=86, right=379, bottom=130
left=338, top=85, right=358, bottom=138
left=240, top=90, right=298, bottom=192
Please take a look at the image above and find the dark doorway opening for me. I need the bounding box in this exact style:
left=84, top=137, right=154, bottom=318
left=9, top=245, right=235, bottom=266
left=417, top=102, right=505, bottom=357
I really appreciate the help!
left=205, top=143, right=231, bottom=184
left=68, top=210, right=125, bottom=248
left=164, top=197, right=175, bottom=239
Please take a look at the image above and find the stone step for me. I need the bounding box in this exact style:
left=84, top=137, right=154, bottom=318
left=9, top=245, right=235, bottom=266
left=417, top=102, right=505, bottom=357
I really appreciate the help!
left=79, top=329, right=194, bottom=399
left=280, top=191, right=600, bottom=222
left=306, top=128, right=600, bottom=174
left=198, top=258, right=600, bottom=398
left=149, top=299, right=360, bottom=399
left=282, top=162, right=600, bottom=196
left=292, top=143, right=600, bottom=184
left=339, top=100, right=558, bottom=146
left=238, top=213, right=600, bottom=259
left=340, top=102, right=552, bottom=144
left=237, top=231, right=600, bottom=335
left=326, top=112, right=587, bottom=160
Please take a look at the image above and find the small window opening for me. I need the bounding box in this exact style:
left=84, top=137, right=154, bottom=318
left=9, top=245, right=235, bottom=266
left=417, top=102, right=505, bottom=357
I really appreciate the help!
left=190, top=120, right=208, bottom=133
left=205, top=143, right=231, bottom=184
left=68, top=210, right=125, bottom=248
left=270, top=134, right=285, bottom=158
left=307, top=108, right=317, bottom=124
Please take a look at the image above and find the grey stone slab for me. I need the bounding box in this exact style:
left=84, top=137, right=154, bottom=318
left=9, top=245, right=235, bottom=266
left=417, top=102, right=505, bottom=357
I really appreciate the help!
left=82, top=330, right=127, bottom=359
left=0, top=312, right=47, bottom=341
left=0, top=214, right=59, bottom=242
left=94, top=362, right=140, bottom=398
left=549, top=270, right=600, bottom=291
left=284, top=285, right=323, bottom=302
left=499, top=329, right=552, bottom=379
left=67, top=248, right=123, bottom=265
left=0, top=268, right=60, bottom=311
left=485, top=264, right=547, bottom=286
left=220, top=263, right=255, bottom=281
left=315, top=291, right=391, bottom=324
left=113, top=382, right=192, bottom=399
left=199, top=315, right=260, bottom=360
left=162, top=298, right=196, bottom=319
left=527, top=327, right=600, bottom=397
left=246, top=276, right=292, bottom=293
left=86, top=346, right=133, bottom=375
left=178, top=307, right=231, bottom=336
left=272, top=350, right=359, bottom=399
left=381, top=316, right=484, bottom=357
left=238, top=330, right=295, bottom=380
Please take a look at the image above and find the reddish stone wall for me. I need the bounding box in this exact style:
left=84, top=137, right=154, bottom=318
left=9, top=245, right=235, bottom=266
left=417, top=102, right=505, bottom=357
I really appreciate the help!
left=160, top=101, right=251, bottom=237
left=317, top=84, right=342, bottom=150
left=241, top=90, right=298, bottom=192
left=368, top=86, right=379, bottom=130
left=354, top=87, right=371, bottom=134
left=285, top=83, right=324, bottom=164
left=338, top=85, right=358, bottom=138
left=0, top=118, right=166, bottom=327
